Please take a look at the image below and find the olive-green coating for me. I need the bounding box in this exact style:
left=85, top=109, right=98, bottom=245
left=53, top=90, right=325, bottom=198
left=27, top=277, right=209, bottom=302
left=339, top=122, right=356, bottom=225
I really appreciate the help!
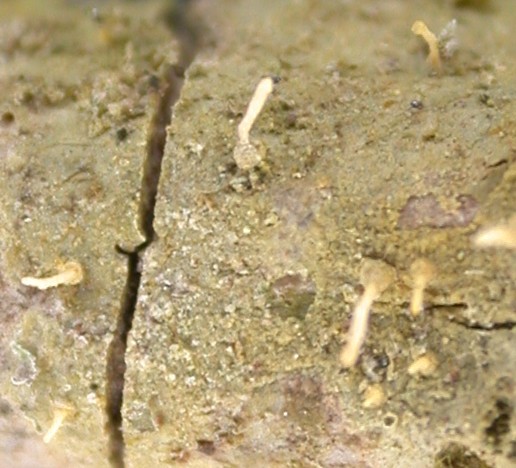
left=123, top=1, right=515, bottom=467
left=0, top=1, right=178, bottom=466
left=0, top=0, right=514, bottom=467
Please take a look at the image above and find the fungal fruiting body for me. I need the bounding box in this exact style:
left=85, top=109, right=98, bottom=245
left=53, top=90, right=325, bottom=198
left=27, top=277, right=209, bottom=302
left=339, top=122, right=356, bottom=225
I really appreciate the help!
left=21, top=261, right=84, bottom=290
left=233, top=76, right=276, bottom=171
left=408, top=352, right=438, bottom=377
left=362, top=384, right=386, bottom=409
left=340, top=259, right=396, bottom=368
left=438, top=19, right=458, bottom=60
left=473, top=215, right=516, bottom=249
left=43, top=403, right=75, bottom=443
left=412, top=20, right=442, bottom=72
left=409, top=258, right=436, bottom=316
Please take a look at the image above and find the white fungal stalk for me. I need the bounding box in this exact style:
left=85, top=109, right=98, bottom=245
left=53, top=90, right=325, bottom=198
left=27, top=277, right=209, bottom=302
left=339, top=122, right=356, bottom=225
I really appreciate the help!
left=473, top=216, right=516, bottom=249
left=409, top=258, right=436, bottom=316
left=21, top=261, right=84, bottom=290
left=238, top=77, right=274, bottom=145
left=340, top=286, right=378, bottom=368
left=340, top=259, right=395, bottom=368
left=233, top=76, right=275, bottom=171
left=412, top=20, right=442, bottom=72
left=43, top=404, right=75, bottom=444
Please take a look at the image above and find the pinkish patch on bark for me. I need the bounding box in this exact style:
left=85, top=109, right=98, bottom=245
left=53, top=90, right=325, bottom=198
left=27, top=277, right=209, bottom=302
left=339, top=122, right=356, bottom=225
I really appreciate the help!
left=397, top=193, right=478, bottom=230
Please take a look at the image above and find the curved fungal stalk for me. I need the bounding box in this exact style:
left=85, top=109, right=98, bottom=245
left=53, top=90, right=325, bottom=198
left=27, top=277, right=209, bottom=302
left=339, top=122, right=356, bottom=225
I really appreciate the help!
left=43, top=403, right=76, bottom=444
left=238, top=76, right=274, bottom=145
left=409, top=258, right=436, bottom=316
left=21, top=261, right=84, bottom=290
left=233, top=76, right=276, bottom=171
left=340, top=259, right=395, bottom=368
left=412, top=20, right=442, bottom=72
left=473, top=215, right=516, bottom=249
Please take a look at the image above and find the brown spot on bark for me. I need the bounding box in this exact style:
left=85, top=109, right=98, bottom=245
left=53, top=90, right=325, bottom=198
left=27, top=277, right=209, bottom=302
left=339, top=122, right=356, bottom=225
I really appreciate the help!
left=270, top=273, right=316, bottom=319
left=197, top=439, right=216, bottom=456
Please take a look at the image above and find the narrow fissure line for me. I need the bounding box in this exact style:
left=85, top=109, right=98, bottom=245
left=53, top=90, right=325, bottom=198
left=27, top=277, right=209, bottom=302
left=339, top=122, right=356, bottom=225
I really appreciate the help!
left=429, top=304, right=516, bottom=331
left=448, top=318, right=516, bottom=331
left=105, top=1, right=202, bottom=466
left=105, top=248, right=141, bottom=468
left=138, top=63, right=185, bottom=243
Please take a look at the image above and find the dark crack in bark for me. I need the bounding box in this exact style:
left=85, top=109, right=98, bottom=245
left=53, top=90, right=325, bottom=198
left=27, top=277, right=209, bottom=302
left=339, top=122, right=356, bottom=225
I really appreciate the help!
left=106, top=247, right=141, bottom=468
left=429, top=303, right=516, bottom=331
left=448, top=318, right=516, bottom=331
left=105, top=1, right=203, bottom=466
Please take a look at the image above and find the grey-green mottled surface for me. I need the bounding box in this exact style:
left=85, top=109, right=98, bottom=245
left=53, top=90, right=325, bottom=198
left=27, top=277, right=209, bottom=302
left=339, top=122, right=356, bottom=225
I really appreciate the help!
left=123, top=0, right=515, bottom=467
left=0, top=0, right=514, bottom=467
left=0, top=1, right=177, bottom=466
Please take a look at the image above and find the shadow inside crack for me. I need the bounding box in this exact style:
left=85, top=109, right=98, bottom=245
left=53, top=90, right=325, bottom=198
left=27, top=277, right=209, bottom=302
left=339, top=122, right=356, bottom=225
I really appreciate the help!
left=104, top=1, right=204, bottom=466
left=105, top=248, right=141, bottom=468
